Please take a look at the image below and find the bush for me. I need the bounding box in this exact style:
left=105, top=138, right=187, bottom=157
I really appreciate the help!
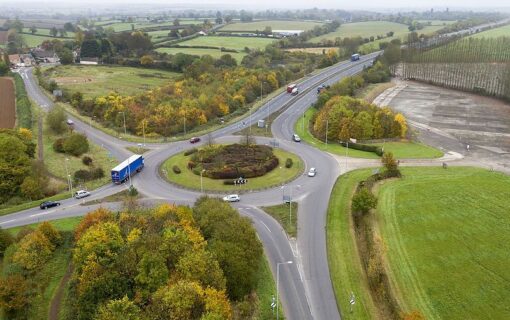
left=285, top=158, right=293, bottom=168
left=184, top=148, right=197, bottom=156
left=13, top=74, right=32, bottom=129
left=90, top=167, right=104, bottom=179
left=46, top=106, right=67, bottom=134
left=340, top=141, right=383, bottom=156
left=63, top=133, right=89, bottom=156
left=352, top=187, right=377, bottom=216
left=223, top=180, right=236, bottom=185
left=82, top=156, right=93, bottom=166
left=52, top=138, right=66, bottom=153
left=172, top=165, right=181, bottom=174
left=74, top=169, right=92, bottom=182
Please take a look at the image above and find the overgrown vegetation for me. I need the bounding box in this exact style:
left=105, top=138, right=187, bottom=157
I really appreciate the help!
left=13, top=74, right=32, bottom=129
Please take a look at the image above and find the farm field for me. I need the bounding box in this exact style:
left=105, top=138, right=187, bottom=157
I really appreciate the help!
left=177, top=35, right=275, bottom=51
left=469, top=24, right=510, bottom=38
left=416, top=19, right=456, bottom=26
left=220, top=20, right=323, bottom=32
left=156, top=47, right=247, bottom=61
left=0, top=77, right=15, bottom=129
left=377, top=167, right=510, bottom=319
left=43, top=65, right=179, bottom=98
left=21, top=33, right=61, bottom=47
left=22, top=27, right=76, bottom=38
left=106, top=20, right=210, bottom=32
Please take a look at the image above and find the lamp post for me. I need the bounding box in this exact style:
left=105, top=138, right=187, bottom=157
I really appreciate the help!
left=64, top=158, right=72, bottom=197
left=200, top=169, right=205, bottom=193
left=276, top=261, right=293, bottom=320
left=289, top=184, right=300, bottom=226
left=119, top=112, right=127, bottom=136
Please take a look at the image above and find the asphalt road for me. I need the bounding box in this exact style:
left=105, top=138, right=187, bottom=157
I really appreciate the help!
left=6, top=53, right=379, bottom=320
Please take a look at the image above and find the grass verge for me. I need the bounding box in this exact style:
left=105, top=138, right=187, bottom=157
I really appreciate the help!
left=295, top=108, right=443, bottom=159
left=162, top=147, right=303, bottom=192
left=80, top=189, right=142, bottom=206
left=377, top=167, right=510, bottom=319
left=327, top=168, right=377, bottom=320
left=255, top=254, right=285, bottom=319
left=261, top=202, right=298, bottom=238
left=126, top=146, right=151, bottom=154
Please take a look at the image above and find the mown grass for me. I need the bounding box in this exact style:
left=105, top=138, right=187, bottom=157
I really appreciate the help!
left=20, top=33, right=64, bottom=48
left=261, top=202, right=298, bottom=238
left=6, top=216, right=83, bottom=235
left=295, top=108, right=443, bottom=159
left=162, top=146, right=303, bottom=192
left=44, top=65, right=179, bottom=99
left=255, top=254, right=285, bottom=319
left=156, top=47, right=247, bottom=62
left=327, top=168, right=377, bottom=320
left=177, top=36, right=275, bottom=51
left=220, top=20, right=323, bottom=32
left=126, top=146, right=151, bottom=154
left=377, top=167, right=510, bottom=320
left=22, top=28, right=76, bottom=38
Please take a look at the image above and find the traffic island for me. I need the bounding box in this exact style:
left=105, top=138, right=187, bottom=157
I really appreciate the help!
left=161, top=143, right=303, bottom=192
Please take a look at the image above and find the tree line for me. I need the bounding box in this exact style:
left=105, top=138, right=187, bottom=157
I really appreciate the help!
left=0, top=198, right=264, bottom=319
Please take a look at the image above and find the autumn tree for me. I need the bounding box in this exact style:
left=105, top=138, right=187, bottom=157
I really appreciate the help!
left=0, top=275, right=30, bottom=317
left=140, top=55, right=154, bottom=66
left=46, top=105, right=68, bottom=134
left=382, top=152, right=398, bottom=172
left=352, top=187, right=377, bottom=216
left=13, top=230, right=55, bottom=271
left=0, top=228, right=14, bottom=256
left=95, top=296, right=141, bottom=320
left=0, top=133, right=32, bottom=203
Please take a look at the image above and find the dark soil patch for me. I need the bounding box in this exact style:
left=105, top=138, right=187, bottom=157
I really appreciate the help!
left=0, top=77, right=15, bottom=129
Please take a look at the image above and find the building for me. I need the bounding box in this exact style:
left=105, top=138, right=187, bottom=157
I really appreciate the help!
left=31, top=48, right=59, bottom=63
left=79, top=57, right=99, bottom=65
left=272, top=29, right=304, bottom=37
left=7, top=54, right=21, bottom=67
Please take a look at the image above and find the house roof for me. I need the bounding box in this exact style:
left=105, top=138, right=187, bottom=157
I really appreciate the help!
left=32, top=48, right=56, bottom=58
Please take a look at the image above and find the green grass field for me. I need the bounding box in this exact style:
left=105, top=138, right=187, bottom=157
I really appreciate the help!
left=261, top=202, right=298, bottom=237
left=22, top=27, right=75, bottom=38
left=327, top=168, right=377, bottom=320
left=220, top=20, right=323, bottom=32
left=177, top=36, right=275, bottom=51
left=21, top=33, right=61, bottom=47
left=156, top=47, right=247, bottom=62
left=377, top=167, right=510, bottom=319
left=469, top=24, right=510, bottom=39
left=416, top=20, right=456, bottom=26
left=295, top=108, right=443, bottom=159
left=44, top=65, right=179, bottom=98
left=162, top=147, right=303, bottom=192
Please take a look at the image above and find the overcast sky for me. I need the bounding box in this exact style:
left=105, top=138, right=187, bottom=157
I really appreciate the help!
left=0, top=0, right=508, bottom=11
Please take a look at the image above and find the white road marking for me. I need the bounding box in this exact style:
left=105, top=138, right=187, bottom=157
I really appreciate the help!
left=260, top=220, right=272, bottom=233
left=0, top=219, right=17, bottom=225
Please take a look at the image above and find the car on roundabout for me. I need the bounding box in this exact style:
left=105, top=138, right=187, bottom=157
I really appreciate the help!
left=223, top=194, right=240, bottom=202
left=308, top=167, right=317, bottom=177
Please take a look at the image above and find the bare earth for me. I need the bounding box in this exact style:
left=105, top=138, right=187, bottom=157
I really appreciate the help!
left=0, top=77, right=16, bottom=129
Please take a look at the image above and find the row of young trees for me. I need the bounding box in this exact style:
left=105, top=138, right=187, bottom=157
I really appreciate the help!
left=397, top=37, right=510, bottom=100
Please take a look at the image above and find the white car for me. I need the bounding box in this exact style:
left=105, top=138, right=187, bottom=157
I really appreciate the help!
left=308, top=168, right=317, bottom=177
left=75, top=190, right=91, bottom=199
left=223, top=194, right=240, bottom=202
left=292, top=134, right=301, bottom=142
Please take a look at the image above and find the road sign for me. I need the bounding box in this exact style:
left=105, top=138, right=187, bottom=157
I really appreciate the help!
left=271, top=295, right=276, bottom=311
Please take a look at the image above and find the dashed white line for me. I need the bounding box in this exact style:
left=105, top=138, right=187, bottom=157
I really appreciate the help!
left=260, top=220, right=272, bottom=233
left=0, top=219, right=17, bottom=225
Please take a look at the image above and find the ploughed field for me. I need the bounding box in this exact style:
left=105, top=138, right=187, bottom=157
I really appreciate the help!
left=0, top=77, right=15, bottom=129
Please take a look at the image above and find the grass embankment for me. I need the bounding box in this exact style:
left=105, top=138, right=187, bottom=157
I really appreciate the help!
left=377, top=167, right=510, bottom=319
left=327, top=168, right=377, bottom=320
left=162, top=147, right=303, bottom=192
left=469, top=24, right=510, bottom=39
left=255, top=254, right=285, bottom=319
left=295, top=108, right=443, bottom=159
left=261, top=202, right=298, bottom=238
left=220, top=20, right=323, bottom=32
left=44, top=65, right=179, bottom=99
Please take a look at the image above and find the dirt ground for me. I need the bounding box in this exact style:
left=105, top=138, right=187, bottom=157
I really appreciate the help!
left=384, top=81, right=510, bottom=171
left=0, top=77, right=16, bottom=129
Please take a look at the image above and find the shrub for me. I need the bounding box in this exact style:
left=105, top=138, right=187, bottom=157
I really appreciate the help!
left=0, top=229, right=14, bottom=257
left=74, top=169, right=92, bottom=182
left=340, top=141, right=383, bottom=156
left=46, top=106, right=67, bottom=134
left=127, top=186, right=138, bottom=197
left=172, top=165, right=181, bottom=174
left=285, top=158, right=293, bottom=168
left=90, top=167, right=104, bottom=179
left=352, top=187, right=377, bottom=216
left=184, top=148, right=197, bottom=156
left=223, top=180, right=236, bottom=185
left=52, top=138, right=66, bottom=153
left=63, top=133, right=89, bottom=156
left=82, top=156, right=93, bottom=166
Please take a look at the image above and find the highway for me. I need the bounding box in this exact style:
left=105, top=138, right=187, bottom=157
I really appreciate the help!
left=7, top=53, right=379, bottom=320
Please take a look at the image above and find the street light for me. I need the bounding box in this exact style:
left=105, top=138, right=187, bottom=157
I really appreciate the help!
left=276, top=260, right=293, bottom=320
left=64, top=158, right=72, bottom=197
left=200, top=169, right=206, bottom=193
left=289, top=185, right=300, bottom=226
left=119, top=111, right=127, bottom=136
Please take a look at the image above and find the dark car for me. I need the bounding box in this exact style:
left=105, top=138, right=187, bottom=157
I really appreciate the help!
left=190, top=137, right=201, bottom=144
left=40, top=201, right=61, bottom=210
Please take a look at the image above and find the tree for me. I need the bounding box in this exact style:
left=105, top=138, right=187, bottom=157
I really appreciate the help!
left=81, top=39, right=101, bottom=57
left=173, top=18, right=180, bottom=26
left=13, top=230, right=55, bottom=270
left=73, top=222, right=124, bottom=269
left=224, top=16, right=233, bottom=24
left=58, top=28, right=67, bottom=38
left=140, top=55, right=154, bottom=66
left=0, top=228, right=14, bottom=256
left=0, top=133, right=31, bottom=203
left=262, top=26, right=272, bottom=36
left=59, top=47, right=74, bottom=64
left=74, top=208, right=114, bottom=241
left=46, top=106, right=67, bottom=134
left=63, top=133, right=89, bottom=156
left=215, top=11, right=223, bottom=25
left=352, top=187, right=377, bottom=215
left=0, top=61, right=8, bottom=76
left=401, top=310, right=426, bottom=320
left=30, top=25, right=37, bottom=34
left=394, top=113, right=407, bottom=138
left=95, top=296, right=141, bottom=320
left=0, top=275, right=29, bottom=317
left=20, top=175, right=44, bottom=200
left=37, top=221, right=62, bottom=247
left=135, top=252, right=168, bottom=296
left=50, top=26, right=59, bottom=37
left=382, top=152, right=399, bottom=172
left=147, top=280, right=205, bottom=320
left=64, top=22, right=75, bottom=32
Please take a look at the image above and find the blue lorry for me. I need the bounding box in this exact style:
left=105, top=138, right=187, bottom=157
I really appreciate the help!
left=351, top=53, right=360, bottom=61
left=111, top=154, right=144, bottom=184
